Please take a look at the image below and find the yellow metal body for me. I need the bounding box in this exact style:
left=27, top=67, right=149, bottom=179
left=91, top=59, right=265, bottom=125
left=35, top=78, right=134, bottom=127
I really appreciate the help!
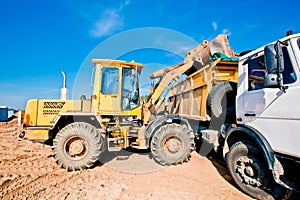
left=92, top=59, right=143, bottom=117
left=143, top=34, right=237, bottom=124
left=24, top=129, right=49, bottom=141
left=24, top=99, right=83, bottom=127
left=168, top=59, right=238, bottom=120
left=23, top=59, right=144, bottom=142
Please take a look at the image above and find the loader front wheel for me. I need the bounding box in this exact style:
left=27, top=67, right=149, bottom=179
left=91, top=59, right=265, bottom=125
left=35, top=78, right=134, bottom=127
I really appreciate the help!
left=151, top=123, right=194, bottom=165
left=53, top=122, right=102, bottom=171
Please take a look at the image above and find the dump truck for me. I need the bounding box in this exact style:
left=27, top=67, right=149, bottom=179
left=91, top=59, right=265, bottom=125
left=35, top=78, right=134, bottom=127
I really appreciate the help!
left=167, top=31, right=300, bottom=199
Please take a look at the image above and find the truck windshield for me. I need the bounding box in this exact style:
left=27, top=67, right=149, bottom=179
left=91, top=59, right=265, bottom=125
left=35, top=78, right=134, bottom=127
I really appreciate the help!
left=122, top=68, right=140, bottom=110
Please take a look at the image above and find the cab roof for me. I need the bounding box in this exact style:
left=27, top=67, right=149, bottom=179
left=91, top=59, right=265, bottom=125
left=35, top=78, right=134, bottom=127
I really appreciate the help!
left=92, top=59, right=143, bottom=73
left=92, top=59, right=143, bottom=68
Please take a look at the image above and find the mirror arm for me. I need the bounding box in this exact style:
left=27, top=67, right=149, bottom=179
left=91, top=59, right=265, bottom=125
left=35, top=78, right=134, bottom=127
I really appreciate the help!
left=276, top=73, right=288, bottom=92
left=275, top=41, right=283, bottom=71
left=274, top=41, right=288, bottom=92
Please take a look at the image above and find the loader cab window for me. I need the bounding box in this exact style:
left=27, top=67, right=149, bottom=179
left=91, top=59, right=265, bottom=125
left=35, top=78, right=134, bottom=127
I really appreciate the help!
left=101, top=67, right=119, bottom=94
left=248, top=47, right=296, bottom=91
left=122, top=67, right=140, bottom=110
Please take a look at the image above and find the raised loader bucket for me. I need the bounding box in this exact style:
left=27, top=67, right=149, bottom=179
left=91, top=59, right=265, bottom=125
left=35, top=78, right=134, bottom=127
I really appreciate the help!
left=184, top=34, right=236, bottom=75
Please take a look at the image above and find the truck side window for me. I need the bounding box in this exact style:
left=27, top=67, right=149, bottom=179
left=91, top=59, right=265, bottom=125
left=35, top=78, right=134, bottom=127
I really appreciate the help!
left=248, top=47, right=296, bottom=91
left=282, top=47, right=296, bottom=84
left=248, top=56, right=266, bottom=91
left=101, top=67, right=119, bottom=94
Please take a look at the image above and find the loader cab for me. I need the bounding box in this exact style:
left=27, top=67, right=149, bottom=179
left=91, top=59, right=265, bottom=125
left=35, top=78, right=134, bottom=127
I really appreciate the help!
left=92, top=59, right=143, bottom=116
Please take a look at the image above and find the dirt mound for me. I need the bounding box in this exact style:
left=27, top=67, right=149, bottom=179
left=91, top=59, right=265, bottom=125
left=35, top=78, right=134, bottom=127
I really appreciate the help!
left=0, top=118, right=252, bottom=199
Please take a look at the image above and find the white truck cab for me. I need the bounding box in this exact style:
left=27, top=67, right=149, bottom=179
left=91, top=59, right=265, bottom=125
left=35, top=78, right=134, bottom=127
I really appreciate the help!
left=238, top=33, right=300, bottom=158
left=224, top=32, right=300, bottom=199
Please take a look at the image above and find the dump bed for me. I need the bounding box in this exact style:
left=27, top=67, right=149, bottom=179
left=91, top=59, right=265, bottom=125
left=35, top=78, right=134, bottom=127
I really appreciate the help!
left=168, top=58, right=238, bottom=121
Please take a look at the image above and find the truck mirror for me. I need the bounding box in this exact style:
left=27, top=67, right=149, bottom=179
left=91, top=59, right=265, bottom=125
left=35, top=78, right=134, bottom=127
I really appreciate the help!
left=264, top=42, right=287, bottom=91
left=264, top=43, right=284, bottom=74
left=264, top=74, right=280, bottom=88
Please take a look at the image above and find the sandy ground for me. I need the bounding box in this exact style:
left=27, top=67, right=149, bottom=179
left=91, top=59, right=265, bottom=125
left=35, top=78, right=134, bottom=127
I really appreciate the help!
left=0, top=117, right=296, bottom=200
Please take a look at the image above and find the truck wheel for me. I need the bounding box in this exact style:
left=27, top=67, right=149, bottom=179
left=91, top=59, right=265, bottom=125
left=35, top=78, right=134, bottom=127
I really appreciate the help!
left=53, top=122, right=102, bottom=171
left=227, top=141, right=289, bottom=200
left=151, top=123, right=194, bottom=165
left=207, top=82, right=236, bottom=123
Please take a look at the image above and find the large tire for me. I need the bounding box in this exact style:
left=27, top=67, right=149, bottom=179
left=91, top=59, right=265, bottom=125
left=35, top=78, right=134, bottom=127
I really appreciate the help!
left=53, top=122, right=102, bottom=171
left=207, top=82, right=237, bottom=123
left=227, top=141, right=290, bottom=200
left=151, top=123, right=194, bottom=165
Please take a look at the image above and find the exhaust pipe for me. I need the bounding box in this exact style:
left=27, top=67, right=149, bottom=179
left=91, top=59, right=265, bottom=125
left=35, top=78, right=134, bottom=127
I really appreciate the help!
left=61, top=71, right=68, bottom=100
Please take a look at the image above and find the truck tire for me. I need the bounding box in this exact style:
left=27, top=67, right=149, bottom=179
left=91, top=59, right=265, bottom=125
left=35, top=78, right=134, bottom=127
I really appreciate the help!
left=151, top=123, right=194, bottom=165
left=206, top=82, right=236, bottom=123
left=53, top=122, right=102, bottom=171
left=226, top=140, right=290, bottom=200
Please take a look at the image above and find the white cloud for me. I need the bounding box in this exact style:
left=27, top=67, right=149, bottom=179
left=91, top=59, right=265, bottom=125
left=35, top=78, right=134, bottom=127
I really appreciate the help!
left=89, top=9, right=124, bottom=38
left=89, top=1, right=131, bottom=38
left=119, top=0, right=131, bottom=10
left=153, top=35, right=197, bottom=57
left=124, top=0, right=130, bottom=7
left=164, top=45, right=195, bottom=58
left=222, top=28, right=232, bottom=36
left=212, top=22, right=217, bottom=31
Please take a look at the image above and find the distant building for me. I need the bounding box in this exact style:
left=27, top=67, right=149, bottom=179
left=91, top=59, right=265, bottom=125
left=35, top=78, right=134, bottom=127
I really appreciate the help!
left=0, top=106, right=18, bottom=121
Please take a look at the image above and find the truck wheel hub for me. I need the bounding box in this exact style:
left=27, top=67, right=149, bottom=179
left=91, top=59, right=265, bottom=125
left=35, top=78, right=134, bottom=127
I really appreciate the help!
left=245, top=166, right=254, bottom=176
left=236, top=156, right=264, bottom=187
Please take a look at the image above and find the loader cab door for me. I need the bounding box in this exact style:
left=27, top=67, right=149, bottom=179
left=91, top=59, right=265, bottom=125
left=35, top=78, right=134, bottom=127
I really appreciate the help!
left=121, top=67, right=140, bottom=110
left=240, top=40, right=300, bottom=157
left=99, top=67, right=121, bottom=113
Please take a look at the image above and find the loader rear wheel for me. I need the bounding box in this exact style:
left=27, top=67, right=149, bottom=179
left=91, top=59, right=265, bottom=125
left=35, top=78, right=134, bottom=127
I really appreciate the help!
left=151, top=123, right=194, bottom=165
left=53, top=122, right=102, bottom=171
left=207, top=82, right=237, bottom=123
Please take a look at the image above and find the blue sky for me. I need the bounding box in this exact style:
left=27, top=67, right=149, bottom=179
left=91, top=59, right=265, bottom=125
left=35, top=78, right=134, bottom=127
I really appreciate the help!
left=1, top=0, right=299, bottom=109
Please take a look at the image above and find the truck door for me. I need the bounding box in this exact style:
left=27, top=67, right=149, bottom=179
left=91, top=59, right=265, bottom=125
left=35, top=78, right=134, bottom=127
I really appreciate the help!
left=242, top=45, right=300, bottom=158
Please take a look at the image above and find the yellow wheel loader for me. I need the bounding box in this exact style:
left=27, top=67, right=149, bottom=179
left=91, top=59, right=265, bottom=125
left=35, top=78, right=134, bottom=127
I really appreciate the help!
left=19, top=34, right=236, bottom=171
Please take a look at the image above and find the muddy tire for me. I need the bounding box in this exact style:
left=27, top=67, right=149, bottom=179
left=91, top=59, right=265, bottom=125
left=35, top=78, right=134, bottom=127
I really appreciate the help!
left=53, top=122, right=102, bottom=171
left=151, top=123, right=194, bottom=166
left=227, top=140, right=290, bottom=200
left=207, top=82, right=237, bottom=123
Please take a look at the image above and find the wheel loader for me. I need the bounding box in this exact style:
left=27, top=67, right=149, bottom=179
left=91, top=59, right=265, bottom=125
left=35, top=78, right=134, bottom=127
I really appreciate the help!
left=18, top=34, right=236, bottom=171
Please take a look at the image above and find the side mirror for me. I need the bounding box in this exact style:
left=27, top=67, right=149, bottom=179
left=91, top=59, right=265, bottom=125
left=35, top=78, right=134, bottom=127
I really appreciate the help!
left=264, top=42, right=287, bottom=91
left=264, top=43, right=284, bottom=74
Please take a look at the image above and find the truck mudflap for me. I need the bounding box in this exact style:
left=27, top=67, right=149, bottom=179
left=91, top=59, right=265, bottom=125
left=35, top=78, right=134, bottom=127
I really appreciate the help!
left=223, top=125, right=297, bottom=191
left=144, top=115, right=194, bottom=148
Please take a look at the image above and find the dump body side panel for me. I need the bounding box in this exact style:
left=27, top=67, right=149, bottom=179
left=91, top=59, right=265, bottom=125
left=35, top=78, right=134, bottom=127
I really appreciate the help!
left=168, top=59, right=238, bottom=120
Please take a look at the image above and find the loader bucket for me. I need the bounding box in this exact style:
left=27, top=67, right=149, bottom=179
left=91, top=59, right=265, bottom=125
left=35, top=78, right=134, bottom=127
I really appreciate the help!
left=184, top=34, right=236, bottom=75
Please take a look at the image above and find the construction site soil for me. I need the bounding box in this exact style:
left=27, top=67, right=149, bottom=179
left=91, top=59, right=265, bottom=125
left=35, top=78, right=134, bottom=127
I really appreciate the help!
left=0, top=117, right=298, bottom=200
